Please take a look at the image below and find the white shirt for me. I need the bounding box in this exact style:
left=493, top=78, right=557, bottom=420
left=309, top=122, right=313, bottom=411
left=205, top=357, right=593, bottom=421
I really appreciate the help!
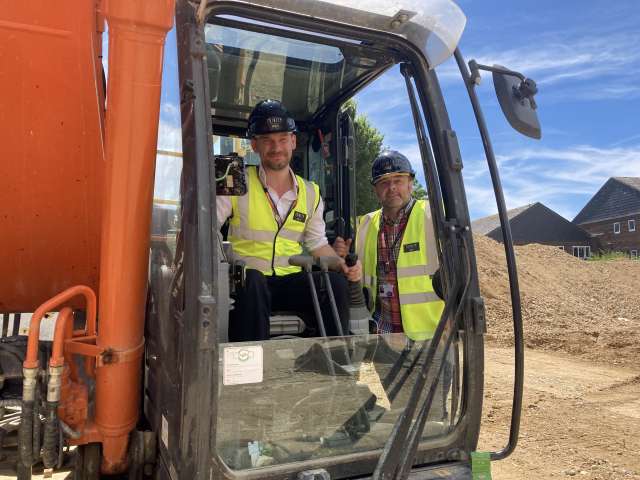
left=216, top=166, right=329, bottom=252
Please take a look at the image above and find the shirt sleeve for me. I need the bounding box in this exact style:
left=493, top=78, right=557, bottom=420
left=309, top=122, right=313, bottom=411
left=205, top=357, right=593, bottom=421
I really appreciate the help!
left=216, top=196, right=233, bottom=230
left=304, top=196, right=329, bottom=251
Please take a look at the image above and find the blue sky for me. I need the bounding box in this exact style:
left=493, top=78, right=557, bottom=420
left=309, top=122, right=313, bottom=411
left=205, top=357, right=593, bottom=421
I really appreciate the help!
left=355, top=1, right=640, bottom=220
left=105, top=1, right=640, bottom=219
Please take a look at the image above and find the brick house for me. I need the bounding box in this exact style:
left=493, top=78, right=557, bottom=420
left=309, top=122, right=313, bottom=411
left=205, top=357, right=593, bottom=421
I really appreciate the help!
left=472, top=202, right=596, bottom=258
left=572, top=177, right=640, bottom=259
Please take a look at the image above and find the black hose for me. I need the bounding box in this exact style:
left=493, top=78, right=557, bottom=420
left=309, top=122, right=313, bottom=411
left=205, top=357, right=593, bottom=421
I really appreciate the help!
left=18, top=400, right=33, bottom=469
left=42, top=401, right=60, bottom=469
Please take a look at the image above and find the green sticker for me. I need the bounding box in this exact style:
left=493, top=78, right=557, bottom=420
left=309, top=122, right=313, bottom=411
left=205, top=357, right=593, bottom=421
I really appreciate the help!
left=471, top=451, right=492, bottom=480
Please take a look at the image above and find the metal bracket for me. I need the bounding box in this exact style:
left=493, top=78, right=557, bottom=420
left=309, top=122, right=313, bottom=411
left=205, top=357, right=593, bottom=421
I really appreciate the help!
left=470, top=296, right=486, bottom=335
left=64, top=336, right=145, bottom=366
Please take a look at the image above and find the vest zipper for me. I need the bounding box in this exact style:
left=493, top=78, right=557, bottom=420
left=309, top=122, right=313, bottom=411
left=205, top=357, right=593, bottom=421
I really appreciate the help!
left=271, top=205, right=297, bottom=274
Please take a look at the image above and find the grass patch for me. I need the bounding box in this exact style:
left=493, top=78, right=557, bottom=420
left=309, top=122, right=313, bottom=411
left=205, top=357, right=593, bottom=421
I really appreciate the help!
left=587, top=251, right=634, bottom=262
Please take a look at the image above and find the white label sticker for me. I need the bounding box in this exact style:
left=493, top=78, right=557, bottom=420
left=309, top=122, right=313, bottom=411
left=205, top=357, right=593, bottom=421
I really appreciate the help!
left=223, top=345, right=263, bottom=385
left=161, top=414, right=169, bottom=450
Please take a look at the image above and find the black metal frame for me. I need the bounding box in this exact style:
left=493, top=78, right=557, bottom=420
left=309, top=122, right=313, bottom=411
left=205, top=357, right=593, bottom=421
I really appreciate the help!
left=454, top=49, right=524, bottom=462
left=149, top=1, right=486, bottom=478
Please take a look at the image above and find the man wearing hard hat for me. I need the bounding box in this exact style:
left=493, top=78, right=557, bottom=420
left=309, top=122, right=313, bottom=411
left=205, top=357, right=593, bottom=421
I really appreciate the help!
left=217, top=99, right=361, bottom=342
left=337, top=150, right=444, bottom=340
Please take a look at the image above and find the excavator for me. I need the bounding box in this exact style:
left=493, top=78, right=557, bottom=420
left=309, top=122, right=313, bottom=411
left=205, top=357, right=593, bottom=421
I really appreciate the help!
left=0, top=1, right=541, bottom=478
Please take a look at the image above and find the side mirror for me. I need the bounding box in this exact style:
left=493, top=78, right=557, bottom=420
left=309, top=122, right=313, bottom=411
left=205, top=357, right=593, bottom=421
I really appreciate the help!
left=468, top=60, right=541, bottom=140
left=492, top=65, right=541, bottom=139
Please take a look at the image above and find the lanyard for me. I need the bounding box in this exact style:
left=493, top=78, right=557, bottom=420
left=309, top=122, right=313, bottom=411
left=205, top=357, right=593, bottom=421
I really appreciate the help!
left=258, top=167, right=297, bottom=227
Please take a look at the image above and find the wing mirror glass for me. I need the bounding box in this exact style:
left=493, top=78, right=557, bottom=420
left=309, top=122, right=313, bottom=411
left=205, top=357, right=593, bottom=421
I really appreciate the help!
left=469, top=61, right=541, bottom=139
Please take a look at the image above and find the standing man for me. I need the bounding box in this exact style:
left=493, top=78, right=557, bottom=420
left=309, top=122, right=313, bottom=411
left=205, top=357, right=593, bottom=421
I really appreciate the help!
left=217, top=99, right=361, bottom=342
left=349, top=150, right=444, bottom=340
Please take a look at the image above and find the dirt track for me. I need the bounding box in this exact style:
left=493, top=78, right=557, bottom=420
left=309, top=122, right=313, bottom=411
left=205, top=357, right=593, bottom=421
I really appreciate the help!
left=481, top=348, right=640, bottom=479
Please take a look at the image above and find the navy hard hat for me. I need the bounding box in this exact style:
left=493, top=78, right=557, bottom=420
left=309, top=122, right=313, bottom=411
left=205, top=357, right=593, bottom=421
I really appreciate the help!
left=247, top=99, right=297, bottom=137
left=371, top=150, right=415, bottom=184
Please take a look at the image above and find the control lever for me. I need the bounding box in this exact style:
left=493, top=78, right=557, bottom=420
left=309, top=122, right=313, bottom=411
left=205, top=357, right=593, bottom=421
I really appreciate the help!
left=317, top=256, right=352, bottom=366
left=345, top=253, right=370, bottom=334
left=288, top=255, right=336, bottom=376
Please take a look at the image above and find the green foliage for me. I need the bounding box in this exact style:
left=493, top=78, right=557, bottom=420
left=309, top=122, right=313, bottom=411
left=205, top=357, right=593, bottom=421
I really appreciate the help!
left=411, top=178, right=428, bottom=199
left=587, top=251, right=634, bottom=262
left=342, top=99, right=385, bottom=215
left=342, top=99, right=428, bottom=214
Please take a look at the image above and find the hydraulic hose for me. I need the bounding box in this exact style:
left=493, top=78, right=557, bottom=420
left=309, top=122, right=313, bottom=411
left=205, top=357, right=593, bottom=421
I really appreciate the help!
left=42, top=400, right=60, bottom=469
left=18, top=399, right=33, bottom=470
left=18, top=366, right=38, bottom=470
left=42, top=364, right=63, bottom=469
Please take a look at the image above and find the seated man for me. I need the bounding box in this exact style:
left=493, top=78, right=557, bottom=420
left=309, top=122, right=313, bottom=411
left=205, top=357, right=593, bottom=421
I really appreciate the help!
left=217, top=99, right=361, bottom=342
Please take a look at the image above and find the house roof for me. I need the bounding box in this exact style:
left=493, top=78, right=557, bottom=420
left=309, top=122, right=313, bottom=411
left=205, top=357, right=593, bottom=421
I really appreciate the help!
left=472, top=202, right=593, bottom=244
left=573, top=177, right=640, bottom=225
left=471, top=203, right=535, bottom=235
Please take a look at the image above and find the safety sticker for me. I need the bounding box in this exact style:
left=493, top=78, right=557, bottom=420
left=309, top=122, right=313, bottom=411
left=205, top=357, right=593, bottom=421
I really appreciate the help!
left=223, top=345, right=263, bottom=385
left=471, top=451, right=492, bottom=479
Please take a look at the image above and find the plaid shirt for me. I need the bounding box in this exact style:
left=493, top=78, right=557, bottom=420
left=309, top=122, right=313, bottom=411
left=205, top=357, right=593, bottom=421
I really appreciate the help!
left=373, top=198, right=416, bottom=334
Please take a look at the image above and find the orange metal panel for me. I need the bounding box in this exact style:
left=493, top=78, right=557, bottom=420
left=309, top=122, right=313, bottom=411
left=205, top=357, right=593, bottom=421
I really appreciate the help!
left=0, top=2, right=105, bottom=312
left=96, top=0, right=175, bottom=473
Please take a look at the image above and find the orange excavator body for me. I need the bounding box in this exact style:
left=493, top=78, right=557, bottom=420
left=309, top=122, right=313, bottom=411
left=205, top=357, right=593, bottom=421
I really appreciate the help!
left=0, top=1, right=174, bottom=474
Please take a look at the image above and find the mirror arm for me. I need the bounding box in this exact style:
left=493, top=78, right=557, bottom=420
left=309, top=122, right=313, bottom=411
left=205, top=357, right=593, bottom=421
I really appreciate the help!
left=468, top=60, right=538, bottom=108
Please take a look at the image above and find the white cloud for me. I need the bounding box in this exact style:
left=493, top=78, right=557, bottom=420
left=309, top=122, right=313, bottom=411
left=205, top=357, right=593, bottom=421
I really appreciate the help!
left=466, top=143, right=640, bottom=219
left=157, top=119, right=182, bottom=152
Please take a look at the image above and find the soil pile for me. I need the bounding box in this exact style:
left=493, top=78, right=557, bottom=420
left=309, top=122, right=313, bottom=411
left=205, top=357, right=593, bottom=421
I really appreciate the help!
left=474, top=235, right=640, bottom=367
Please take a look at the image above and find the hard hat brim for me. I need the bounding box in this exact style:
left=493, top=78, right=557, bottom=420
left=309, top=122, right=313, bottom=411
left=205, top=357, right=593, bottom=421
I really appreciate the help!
left=371, top=171, right=414, bottom=185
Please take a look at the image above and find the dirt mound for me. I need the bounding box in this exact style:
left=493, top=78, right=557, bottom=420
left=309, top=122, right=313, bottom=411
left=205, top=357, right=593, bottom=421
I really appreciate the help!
left=474, top=235, right=640, bottom=367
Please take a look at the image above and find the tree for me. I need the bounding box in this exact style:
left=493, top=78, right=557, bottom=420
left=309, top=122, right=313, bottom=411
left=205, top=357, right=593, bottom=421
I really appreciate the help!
left=342, top=99, right=385, bottom=215
left=412, top=178, right=428, bottom=199
left=342, top=100, right=428, bottom=215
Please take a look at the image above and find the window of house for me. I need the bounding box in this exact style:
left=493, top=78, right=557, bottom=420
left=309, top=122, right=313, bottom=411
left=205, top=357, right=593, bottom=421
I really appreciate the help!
left=629, top=219, right=636, bottom=232
left=614, top=222, right=621, bottom=234
left=631, top=250, right=638, bottom=259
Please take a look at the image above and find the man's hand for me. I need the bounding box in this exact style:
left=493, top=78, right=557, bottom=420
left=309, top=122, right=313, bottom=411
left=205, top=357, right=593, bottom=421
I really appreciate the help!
left=341, top=259, right=362, bottom=283
left=333, top=236, right=352, bottom=258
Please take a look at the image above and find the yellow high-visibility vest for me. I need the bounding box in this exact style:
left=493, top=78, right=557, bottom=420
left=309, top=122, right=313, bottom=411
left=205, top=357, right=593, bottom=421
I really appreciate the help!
left=356, top=200, right=444, bottom=340
left=228, top=166, right=320, bottom=276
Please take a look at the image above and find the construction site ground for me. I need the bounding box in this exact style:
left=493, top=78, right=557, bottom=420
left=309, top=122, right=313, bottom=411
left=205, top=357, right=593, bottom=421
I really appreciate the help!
left=476, top=236, right=640, bottom=479
left=3, top=236, right=639, bottom=479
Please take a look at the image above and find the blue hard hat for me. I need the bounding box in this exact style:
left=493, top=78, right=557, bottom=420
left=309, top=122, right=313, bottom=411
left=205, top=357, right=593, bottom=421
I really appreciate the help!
left=247, top=99, right=296, bottom=137
left=371, top=150, right=415, bottom=184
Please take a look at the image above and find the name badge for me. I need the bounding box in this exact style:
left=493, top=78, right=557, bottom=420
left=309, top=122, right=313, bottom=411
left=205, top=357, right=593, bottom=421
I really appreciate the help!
left=403, top=242, right=420, bottom=253
left=293, top=211, right=307, bottom=223
left=378, top=283, right=394, bottom=298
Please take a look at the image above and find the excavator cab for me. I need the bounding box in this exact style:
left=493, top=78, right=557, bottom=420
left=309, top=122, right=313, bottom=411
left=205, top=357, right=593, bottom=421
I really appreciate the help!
left=146, top=1, right=513, bottom=479
left=1, top=0, right=539, bottom=478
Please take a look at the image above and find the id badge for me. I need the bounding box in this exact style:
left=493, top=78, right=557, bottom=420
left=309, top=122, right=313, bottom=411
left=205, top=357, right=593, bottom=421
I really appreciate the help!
left=378, top=283, right=394, bottom=298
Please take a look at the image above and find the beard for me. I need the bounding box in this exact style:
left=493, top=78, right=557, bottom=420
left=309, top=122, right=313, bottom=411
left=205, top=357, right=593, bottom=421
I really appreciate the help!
left=262, top=153, right=290, bottom=171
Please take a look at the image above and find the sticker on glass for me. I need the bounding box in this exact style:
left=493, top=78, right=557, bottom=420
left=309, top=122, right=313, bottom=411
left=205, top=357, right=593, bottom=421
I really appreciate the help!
left=223, top=345, right=263, bottom=385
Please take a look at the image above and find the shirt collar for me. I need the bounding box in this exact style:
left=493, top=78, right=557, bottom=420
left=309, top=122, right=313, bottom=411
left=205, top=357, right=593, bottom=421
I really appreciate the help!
left=382, top=197, right=415, bottom=225
left=258, top=165, right=298, bottom=193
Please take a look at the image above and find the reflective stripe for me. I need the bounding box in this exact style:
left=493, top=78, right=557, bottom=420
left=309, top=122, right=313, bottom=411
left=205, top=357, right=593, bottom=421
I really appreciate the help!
left=356, top=214, right=373, bottom=261
left=397, top=265, right=429, bottom=278
left=274, top=256, right=293, bottom=268
left=363, top=274, right=375, bottom=289
left=236, top=173, right=251, bottom=229
left=243, top=257, right=273, bottom=272
left=399, top=292, right=441, bottom=304
left=303, top=178, right=317, bottom=218
left=232, top=227, right=274, bottom=242
left=279, top=228, right=304, bottom=242
left=423, top=204, right=439, bottom=275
